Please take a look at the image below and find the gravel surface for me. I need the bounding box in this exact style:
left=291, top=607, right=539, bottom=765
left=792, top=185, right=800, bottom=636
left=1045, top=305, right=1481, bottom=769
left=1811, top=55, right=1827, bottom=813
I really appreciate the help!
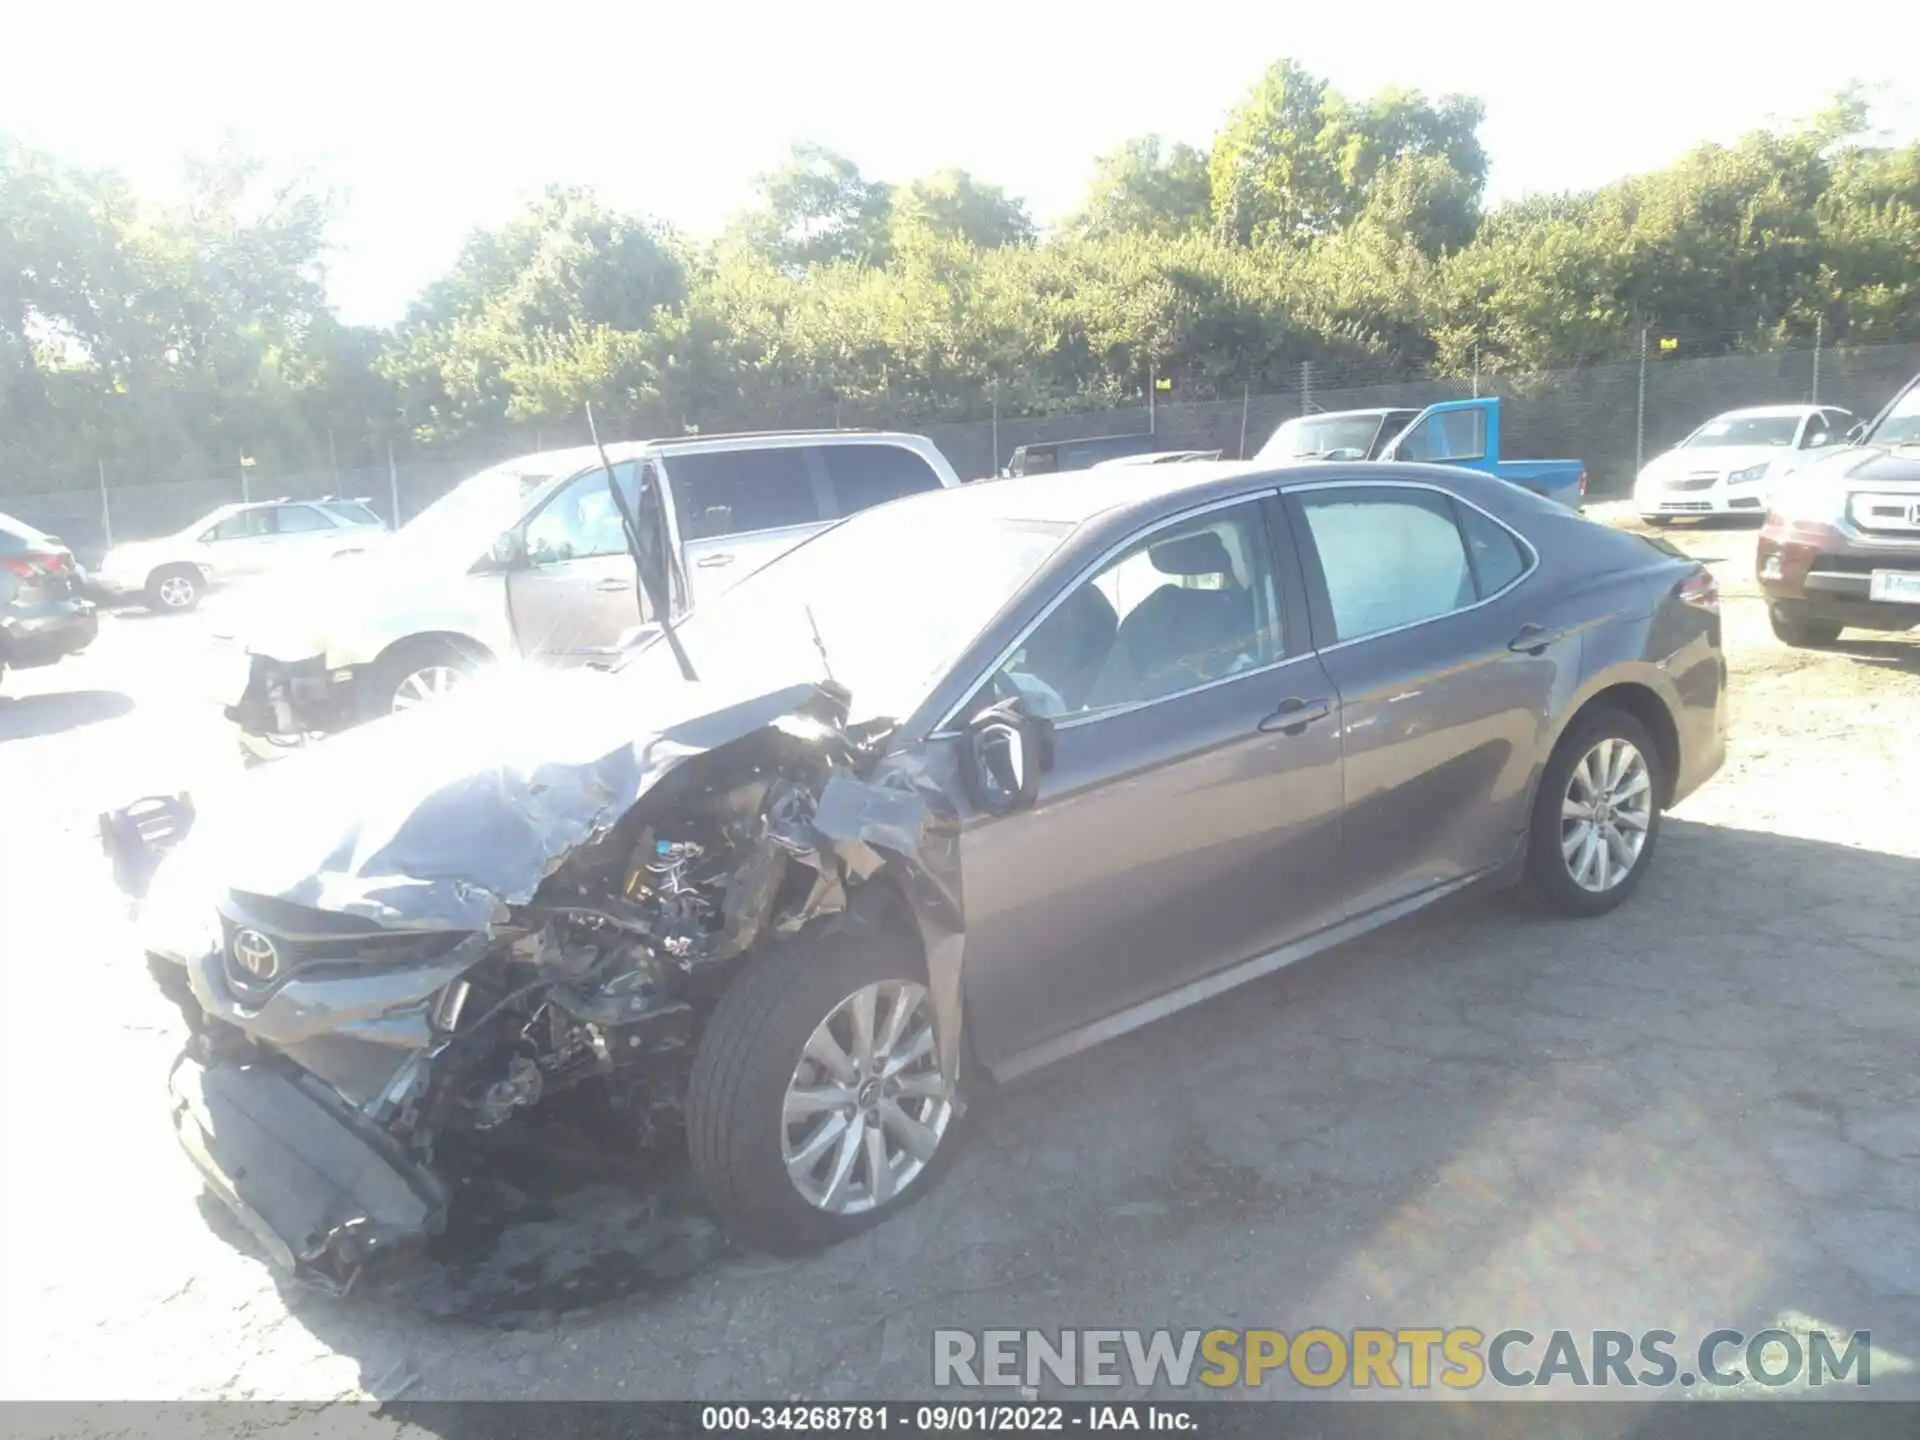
left=3, top=514, right=1916, bottom=1409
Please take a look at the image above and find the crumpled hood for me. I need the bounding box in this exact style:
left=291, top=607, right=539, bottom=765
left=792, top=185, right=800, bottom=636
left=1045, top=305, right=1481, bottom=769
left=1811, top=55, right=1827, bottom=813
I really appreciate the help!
left=151, top=665, right=841, bottom=934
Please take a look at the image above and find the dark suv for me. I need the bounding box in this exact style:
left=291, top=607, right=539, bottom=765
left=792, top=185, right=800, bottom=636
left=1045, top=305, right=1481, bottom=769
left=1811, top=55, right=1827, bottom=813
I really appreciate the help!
left=0, top=509, right=99, bottom=690
left=1756, top=373, right=1920, bottom=646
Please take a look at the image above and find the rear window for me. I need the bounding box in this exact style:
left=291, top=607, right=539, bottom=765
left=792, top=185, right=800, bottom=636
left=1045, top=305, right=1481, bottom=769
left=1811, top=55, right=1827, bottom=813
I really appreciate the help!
left=822, top=443, right=943, bottom=516
left=665, top=448, right=825, bottom=540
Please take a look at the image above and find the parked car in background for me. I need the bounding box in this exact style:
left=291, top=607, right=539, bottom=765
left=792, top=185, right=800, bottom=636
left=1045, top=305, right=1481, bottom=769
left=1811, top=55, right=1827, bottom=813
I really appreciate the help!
left=1256, top=408, right=1421, bottom=463
left=1257, top=398, right=1587, bottom=508
left=93, top=497, right=389, bottom=612
left=115, top=453, right=1725, bottom=1279
left=1756, top=374, right=1920, bottom=646
left=1002, top=433, right=1161, bottom=476
left=226, top=430, right=961, bottom=757
left=0, top=509, right=98, bottom=691
left=1634, top=404, right=1855, bottom=525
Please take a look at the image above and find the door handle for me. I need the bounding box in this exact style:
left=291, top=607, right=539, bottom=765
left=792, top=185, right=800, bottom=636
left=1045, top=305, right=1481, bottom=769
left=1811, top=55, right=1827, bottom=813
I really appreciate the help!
left=1508, top=623, right=1564, bottom=655
left=695, top=553, right=735, bottom=568
left=596, top=577, right=633, bottom=592
left=1258, top=696, right=1333, bottom=736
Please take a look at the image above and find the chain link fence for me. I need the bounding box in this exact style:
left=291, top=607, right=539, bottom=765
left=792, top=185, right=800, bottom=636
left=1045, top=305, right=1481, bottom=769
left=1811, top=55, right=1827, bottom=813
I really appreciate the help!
left=6, top=337, right=1918, bottom=567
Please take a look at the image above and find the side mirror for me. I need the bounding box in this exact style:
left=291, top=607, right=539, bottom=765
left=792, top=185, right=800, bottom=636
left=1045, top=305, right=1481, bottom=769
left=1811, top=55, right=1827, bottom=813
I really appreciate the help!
left=961, top=699, right=1052, bottom=815
left=489, top=531, right=525, bottom=568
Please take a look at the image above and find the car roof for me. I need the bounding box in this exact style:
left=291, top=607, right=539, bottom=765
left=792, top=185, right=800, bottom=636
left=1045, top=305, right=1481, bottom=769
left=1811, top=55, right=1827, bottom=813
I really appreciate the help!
left=885, top=459, right=1282, bottom=528
left=494, top=432, right=935, bottom=471
left=1710, top=404, right=1828, bottom=420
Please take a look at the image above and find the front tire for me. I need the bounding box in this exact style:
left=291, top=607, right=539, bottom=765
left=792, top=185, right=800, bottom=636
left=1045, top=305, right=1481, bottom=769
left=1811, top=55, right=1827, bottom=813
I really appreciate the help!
left=1768, top=604, right=1843, bottom=648
left=368, top=638, right=479, bottom=717
left=688, top=896, right=962, bottom=1253
left=145, top=566, right=201, bottom=612
left=1524, top=707, right=1664, bottom=918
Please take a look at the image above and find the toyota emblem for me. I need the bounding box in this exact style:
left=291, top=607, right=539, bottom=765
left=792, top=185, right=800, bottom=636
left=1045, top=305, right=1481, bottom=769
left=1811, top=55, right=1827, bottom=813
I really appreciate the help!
left=1908, top=502, right=1920, bottom=528
left=230, top=928, right=280, bottom=980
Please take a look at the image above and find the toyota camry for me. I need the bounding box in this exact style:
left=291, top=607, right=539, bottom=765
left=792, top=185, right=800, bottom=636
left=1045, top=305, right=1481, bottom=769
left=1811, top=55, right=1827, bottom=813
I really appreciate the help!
left=111, top=455, right=1726, bottom=1289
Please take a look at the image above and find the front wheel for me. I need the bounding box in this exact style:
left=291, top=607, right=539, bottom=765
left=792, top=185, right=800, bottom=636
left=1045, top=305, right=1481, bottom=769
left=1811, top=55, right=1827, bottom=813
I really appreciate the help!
left=145, top=566, right=201, bottom=612
left=1524, top=708, right=1664, bottom=918
left=369, top=639, right=480, bottom=717
left=1768, top=604, right=1843, bottom=648
left=687, top=898, right=962, bottom=1253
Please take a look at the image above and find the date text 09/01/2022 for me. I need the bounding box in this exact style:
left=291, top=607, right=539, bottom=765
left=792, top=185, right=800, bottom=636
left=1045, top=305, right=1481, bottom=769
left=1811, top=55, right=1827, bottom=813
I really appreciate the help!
left=701, top=1404, right=1194, bottom=1432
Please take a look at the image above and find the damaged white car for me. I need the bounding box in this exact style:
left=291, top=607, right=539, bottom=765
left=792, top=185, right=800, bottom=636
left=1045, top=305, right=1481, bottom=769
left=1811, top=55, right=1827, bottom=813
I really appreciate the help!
left=107, top=452, right=1727, bottom=1291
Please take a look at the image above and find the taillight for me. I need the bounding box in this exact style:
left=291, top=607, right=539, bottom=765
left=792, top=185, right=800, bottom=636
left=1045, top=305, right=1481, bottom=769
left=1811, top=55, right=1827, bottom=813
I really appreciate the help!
left=1677, top=571, right=1719, bottom=614
left=1, top=552, right=65, bottom=578
left=1577, top=468, right=1589, bottom=496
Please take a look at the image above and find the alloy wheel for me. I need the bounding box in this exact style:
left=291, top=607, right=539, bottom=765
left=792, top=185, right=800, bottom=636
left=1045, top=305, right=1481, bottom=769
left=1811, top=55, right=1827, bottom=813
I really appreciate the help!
left=1560, top=737, right=1653, bottom=893
left=781, top=980, right=953, bottom=1215
left=157, top=575, right=197, bottom=608
left=391, top=664, right=465, bottom=713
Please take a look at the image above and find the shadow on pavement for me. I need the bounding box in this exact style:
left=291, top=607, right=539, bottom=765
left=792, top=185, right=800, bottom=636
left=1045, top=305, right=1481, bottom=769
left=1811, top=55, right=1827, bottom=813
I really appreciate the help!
left=0, top=688, right=134, bottom=741
left=1826, top=635, right=1920, bottom=674
left=185, top=817, right=1918, bottom=1405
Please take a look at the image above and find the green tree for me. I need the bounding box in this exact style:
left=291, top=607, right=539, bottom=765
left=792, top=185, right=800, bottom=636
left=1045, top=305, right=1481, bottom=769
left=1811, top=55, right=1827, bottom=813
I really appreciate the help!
left=888, top=168, right=1034, bottom=250
left=1070, top=135, right=1212, bottom=240
left=1208, top=60, right=1486, bottom=253
left=727, top=142, right=894, bottom=271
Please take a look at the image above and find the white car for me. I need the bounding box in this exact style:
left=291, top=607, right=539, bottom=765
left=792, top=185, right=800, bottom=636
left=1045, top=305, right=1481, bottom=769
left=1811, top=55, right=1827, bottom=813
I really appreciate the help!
left=1634, top=405, right=1856, bottom=524
left=226, top=431, right=960, bottom=757
left=93, top=497, right=388, bottom=612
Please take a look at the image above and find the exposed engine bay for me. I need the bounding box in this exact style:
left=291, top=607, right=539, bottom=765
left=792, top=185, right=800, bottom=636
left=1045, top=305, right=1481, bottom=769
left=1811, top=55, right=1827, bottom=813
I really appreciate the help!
left=116, top=677, right=970, bottom=1294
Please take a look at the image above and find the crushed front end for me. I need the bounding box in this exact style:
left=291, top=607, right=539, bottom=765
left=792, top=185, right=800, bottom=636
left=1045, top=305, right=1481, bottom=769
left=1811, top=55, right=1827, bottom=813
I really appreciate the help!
left=115, top=676, right=953, bottom=1293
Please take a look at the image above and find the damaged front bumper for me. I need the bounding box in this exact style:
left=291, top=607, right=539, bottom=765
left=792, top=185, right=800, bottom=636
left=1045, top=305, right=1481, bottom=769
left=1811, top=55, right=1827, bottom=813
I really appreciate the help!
left=170, top=1053, right=448, bottom=1292
left=223, top=651, right=367, bottom=759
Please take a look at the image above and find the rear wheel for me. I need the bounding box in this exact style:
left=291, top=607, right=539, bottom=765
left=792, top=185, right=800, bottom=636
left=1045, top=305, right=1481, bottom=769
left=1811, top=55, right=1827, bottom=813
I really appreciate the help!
left=145, top=566, right=201, bottom=613
left=1768, top=604, right=1842, bottom=648
left=1524, top=707, right=1664, bottom=918
left=688, top=897, right=962, bottom=1253
left=369, top=638, right=480, bottom=717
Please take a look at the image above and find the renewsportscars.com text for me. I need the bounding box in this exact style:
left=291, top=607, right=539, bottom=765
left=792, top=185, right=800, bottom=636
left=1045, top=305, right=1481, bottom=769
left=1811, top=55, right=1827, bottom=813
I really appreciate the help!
left=932, top=1327, right=1873, bottom=1391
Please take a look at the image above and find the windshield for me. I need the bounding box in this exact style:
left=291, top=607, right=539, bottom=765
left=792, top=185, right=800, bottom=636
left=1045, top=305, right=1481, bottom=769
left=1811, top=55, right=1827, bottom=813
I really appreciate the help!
left=621, top=502, right=1072, bottom=725
left=1685, top=415, right=1799, bottom=448
left=1869, top=386, right=1920, bottom=447
left=393, top=457, right=575, bottom=558
left=1257, top=415, right=1385, bottom=462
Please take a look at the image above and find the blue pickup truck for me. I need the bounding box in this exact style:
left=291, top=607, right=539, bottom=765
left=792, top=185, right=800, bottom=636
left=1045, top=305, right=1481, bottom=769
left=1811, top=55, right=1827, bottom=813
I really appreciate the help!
left=1256, top=396, right=1587, bottom=508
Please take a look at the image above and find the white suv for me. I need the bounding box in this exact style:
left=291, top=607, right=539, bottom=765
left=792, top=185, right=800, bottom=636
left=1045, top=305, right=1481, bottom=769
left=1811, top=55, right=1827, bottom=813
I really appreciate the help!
left=225, top=431, right=959, bottom=756
left=94, top=497, right=388, bottom=612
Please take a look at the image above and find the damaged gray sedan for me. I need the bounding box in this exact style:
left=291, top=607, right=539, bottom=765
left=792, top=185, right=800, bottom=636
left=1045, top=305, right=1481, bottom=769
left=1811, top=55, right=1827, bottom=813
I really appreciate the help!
left=111, top=458, right=1725, bottom=1290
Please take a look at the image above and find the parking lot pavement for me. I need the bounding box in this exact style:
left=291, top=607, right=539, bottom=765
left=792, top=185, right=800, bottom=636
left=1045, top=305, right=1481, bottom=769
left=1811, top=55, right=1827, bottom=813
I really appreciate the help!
left=3, top=521, right=1917, bottom=1407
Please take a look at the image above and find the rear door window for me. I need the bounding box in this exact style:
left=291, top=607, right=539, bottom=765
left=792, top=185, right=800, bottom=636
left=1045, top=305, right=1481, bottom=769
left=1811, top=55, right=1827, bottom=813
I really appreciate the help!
left=319, top=501, right=382, bottom=526
left=665, top=449, right=825, bottom=539
left=821, top=443, right=944, bottom=517
left=271, top=505, right=336, bottom=533
left=1296, top=487, right=1479, bottom=641
left=204, top=509, right=274, bottom=541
